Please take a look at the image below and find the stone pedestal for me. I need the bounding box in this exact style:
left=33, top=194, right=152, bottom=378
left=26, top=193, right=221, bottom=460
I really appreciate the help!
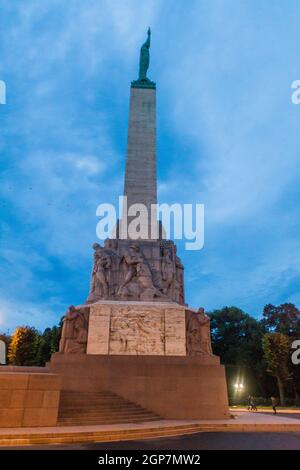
left=0, top=369, right=61, bottom=427
left=49, top=353, right=229, bottom=420
left=86, top=301, right=186, bottom=356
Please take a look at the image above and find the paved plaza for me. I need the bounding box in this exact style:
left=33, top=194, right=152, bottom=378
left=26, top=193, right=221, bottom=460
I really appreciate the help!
left=0, top=411, right=300, bottom=448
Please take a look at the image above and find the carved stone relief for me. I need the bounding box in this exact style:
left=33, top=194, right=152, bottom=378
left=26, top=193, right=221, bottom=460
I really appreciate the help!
left=59, top=305, right=89, bottom=353
left=186, top=308, right=213, bottom=356
left=86, top=238, right=185, bottom=304
left=109, top=307, right=165, bottom=355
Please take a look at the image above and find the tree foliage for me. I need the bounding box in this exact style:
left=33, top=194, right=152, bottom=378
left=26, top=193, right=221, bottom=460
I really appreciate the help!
left=209, top=306, right=265, bottom=371
left=262, top=303, right=300, bottom=398
left=7, top=324, right=61, bottom=367
left=262, top=332, right=291, bottom=405
left=35, top=326, right=61, bottom=366
left=8, top=326, right=40, bottom=366
left=262, top=303, right=300, bottom=337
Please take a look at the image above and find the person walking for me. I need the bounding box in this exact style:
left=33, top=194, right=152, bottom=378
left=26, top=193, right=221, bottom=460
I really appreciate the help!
left=271, top=396, right=278, bottom=414
left=247, top=395, right=252, bottom=411
left=250, top=396, right=257, bottom=411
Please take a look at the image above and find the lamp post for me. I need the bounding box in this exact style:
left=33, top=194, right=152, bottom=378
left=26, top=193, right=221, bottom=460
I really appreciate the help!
left=234, top=383, right=244, bottom=392
left=233, top=382, right=245, bottom=406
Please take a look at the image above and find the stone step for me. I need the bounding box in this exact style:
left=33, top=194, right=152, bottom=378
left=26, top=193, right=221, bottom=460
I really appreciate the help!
left=60, top=391, right=116, bottom=396
left=60, top=408, right=157, bottom=415
left=59, top=412, right=158, bottom=420
left=59, top=417, right=159, bottom=424
left=59, top=402, right=146, bottom=410
left=59, top=393, right=133, bottom=402
left=59, top=412, right=159, bottom=422
left=60, top=408, right=146, bottom=415
left=59, top=401, right=147, bottom=409
left=57, top=390, right=160, bottom=426
left=58, top=417, right=160, bottom=426
left=59, top=415, right=158, bottom=421
left=61, top=391, right=116, bottom=399
left=59, top=398, right=137, bottom=406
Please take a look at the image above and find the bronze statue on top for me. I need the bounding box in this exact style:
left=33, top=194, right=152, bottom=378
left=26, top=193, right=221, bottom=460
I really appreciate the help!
left=132, top=28, right=156, bottom=89
left=139, top=27, right=151, bottom=80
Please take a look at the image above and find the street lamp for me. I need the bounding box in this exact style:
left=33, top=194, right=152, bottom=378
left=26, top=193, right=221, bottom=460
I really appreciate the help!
left=234, top=383, right=244, bottom=391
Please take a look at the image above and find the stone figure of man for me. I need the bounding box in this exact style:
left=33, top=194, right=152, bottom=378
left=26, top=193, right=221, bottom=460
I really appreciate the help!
left=161, top=248, right=175, bottom=294
left=186, top=308, right=213, bottom=356
left=59, top=306, right=88, bottom=353
left=197, top=308, right=213, bottom=355
left=91, top=243, right=111, bottom=299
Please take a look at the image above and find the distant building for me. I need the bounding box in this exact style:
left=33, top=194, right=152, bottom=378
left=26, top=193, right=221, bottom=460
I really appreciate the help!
left=0, top=340, right=6, bottom=364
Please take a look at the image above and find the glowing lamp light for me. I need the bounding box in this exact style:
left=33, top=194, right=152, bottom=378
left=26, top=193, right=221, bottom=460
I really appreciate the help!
left=234, top=383, right=244, bottom=391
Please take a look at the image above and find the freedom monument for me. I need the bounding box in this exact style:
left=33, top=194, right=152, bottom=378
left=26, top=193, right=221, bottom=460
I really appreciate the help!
left=0, top=30, right=229, bottom=427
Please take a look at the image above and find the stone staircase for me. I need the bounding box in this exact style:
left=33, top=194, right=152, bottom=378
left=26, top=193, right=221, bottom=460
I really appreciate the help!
left=57, top=390, right=161, bottom=426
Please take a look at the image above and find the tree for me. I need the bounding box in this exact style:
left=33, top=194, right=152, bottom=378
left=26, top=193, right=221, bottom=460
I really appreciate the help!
left=262, top=303, right=300, bottom=398
left=262, top=303, right=300, bottom=337
left=8, top=326, right=40, bottom=366
left=209, top=307, right=268, bottom=397
left=262, top=332, right=291, bottom=405
left=209, top=307, right=265, bottom=369
left=36, top=326, right=61, bottom=366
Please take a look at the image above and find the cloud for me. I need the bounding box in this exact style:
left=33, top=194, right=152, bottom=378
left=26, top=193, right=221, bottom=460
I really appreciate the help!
left=155, top=1, right=300, bottom=313
left=0, top=0, right=163, bottom=330
left=1, top=0, right=300, bottom=330
left=0, top=296, right=64, bottom=333
left=74, top=156, right=105, bottom=175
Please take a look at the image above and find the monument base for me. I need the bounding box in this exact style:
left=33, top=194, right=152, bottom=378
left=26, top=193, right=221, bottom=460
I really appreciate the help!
left=58, top=301, right=229, bottom=420
left=0, top=368, right=61, bottom=427
left=48, top=353, right=229, bottom=420
left=86, top=301, right=186, bottom=356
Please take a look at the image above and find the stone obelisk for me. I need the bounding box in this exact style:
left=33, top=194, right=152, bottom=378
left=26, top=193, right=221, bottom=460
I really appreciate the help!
left=86, top=28, right=184, bottom=305
left=121, top=28, right=158, bottom=239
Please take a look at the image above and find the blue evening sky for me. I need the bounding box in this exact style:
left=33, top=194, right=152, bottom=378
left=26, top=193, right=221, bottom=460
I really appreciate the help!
left=1, top=0, right=300, bottom=332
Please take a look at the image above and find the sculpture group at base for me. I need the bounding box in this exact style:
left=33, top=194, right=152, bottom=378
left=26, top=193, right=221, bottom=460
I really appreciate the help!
left=59, top=303, right=213, bottom=357
left=86, top=238, right=185, bottom=305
